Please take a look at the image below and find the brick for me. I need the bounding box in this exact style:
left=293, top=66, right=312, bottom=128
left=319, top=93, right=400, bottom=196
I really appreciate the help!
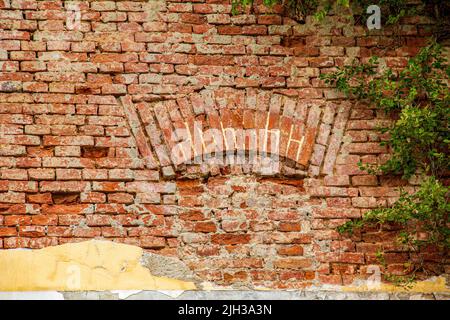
left=221, top=220, right=247, bottom=232
left=1, top=169, right=28, bottom=180
left=4, top=215, right=31, bottom=226
left=0, top=192, right=25, bottom=203
left=54, top=146, right=80, bottom=157
left=140, top=236, right=165, bottom=249
left=0, top=227, right=18, bottom=237
left=40, top=181, right=90, bottom=193
left=324, top=175, right=350, bottom=186
left=80, top=192, right=106, bottom=203
left=274, top=258, right=312, bottom=269
left=108, top=193, right=134, bottom=204
left=194, top=221, right=217, bottom=233
left=91, top=1, right=116, bottom=11
left=317, top=252, right=365, bottom=264
left=28, top=169, right=55, bottom=180
left=56, top=169, right=82, bottom=180
left=58, top=214, right=85, bottom=226
left=352, top=175, right=378, bottom=186
left=278, top=222, right=302, bottom=232
left=352, top=197, right=383, bottom=208
left=72, top=227, right=101, bottom=238
left=43, top=204, right=92, bottom=215
left=82, top=169, right=108, bottom=180
left=313, top=208, right=361, bottom=219
left=18, top=226, right=45, bottom=237
left=27, top=193, right=52, bottom=204
left=0, top=181, right=37, bottom=192
left=211, top=234, right=251, bottom=245
left=32, top=215, right=57, bottom=226
left=20, top=61, right=46, bottom=71
left=277, top=245, right=304, bottom=256
left=346, top=142, right=387, bottom=154
left=43, top=136, right=94, bottom=146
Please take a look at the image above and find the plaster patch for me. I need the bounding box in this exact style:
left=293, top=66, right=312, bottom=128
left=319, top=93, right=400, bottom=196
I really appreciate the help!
left=0, top=240, right=196, bottom=291
left=141, top=251, right=200, bottom=284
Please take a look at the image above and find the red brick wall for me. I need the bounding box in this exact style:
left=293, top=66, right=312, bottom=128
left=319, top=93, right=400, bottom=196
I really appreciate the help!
left=0, top=0, right=446, bottom=288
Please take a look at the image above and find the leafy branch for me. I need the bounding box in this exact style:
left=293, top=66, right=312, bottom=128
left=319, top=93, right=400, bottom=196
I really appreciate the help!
left=321, top=41, right=450, bottom=179
left=324, top=42, right=449, bottom=284
left=232, top=0, right=450, bottom=40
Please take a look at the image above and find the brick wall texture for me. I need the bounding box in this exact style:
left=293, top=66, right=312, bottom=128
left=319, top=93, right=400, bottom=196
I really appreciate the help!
left=0, top=0, right=448, bottom=289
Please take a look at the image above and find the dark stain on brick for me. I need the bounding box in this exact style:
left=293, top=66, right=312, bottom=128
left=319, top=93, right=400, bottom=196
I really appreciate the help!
left=81, top=146, right=109, bottom=158
left=52, top=192, right=80, bottom=204
left=281, top=36, right=306, bottom=47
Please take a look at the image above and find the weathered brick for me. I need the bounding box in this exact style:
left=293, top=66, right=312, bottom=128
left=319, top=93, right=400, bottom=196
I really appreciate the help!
left=0, top=3, right=441, bottom=290
left=274, top=258, right=312, bottom=269
left=211, top=234, right=251, bottom=245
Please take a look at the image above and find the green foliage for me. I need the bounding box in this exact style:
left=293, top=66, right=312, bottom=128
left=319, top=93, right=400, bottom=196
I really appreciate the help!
left=338, top=176, right=449, bottom=285
left=351, top=0, right=409, bottom=24
left=326, top=43, right=450, bottom=283
left=376, top=251, right=416, bottom=287
left=232, top=0, right=422, bottom=24
left=321, top=42, right=450, bottom=179
left=232, top=0, right=450, bottom=39
left=338, top=177, right=450, bottom=250
left=231, top=0, right=324, bottom=20
left=231, top=0, right=279, bottom=15
left=231, top=0, right=319, bottom=19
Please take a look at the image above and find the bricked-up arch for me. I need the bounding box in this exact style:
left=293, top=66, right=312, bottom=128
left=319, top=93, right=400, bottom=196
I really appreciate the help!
left=121, top=89, right=351, bottom=178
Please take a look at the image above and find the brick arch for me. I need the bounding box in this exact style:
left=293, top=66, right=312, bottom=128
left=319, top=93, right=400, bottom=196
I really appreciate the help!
left=121, top=88, right=351, bottom=178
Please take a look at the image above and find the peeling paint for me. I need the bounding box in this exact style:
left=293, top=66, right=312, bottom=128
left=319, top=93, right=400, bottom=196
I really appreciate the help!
left=0, top=240, right=196, bottom=291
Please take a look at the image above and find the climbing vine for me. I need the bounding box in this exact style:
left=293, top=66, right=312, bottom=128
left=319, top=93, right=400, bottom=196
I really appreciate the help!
left=322, top=42, right=450, bottom=180
left=238, top=0, right=450, bottom=285
left=232, top=0, right=450, bottom=39
left=322, top=41, right=449, bottom=284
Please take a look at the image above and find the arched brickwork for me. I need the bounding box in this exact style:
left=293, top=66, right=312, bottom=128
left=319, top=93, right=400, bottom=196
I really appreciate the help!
left=121, top=89, right=351, bottom=178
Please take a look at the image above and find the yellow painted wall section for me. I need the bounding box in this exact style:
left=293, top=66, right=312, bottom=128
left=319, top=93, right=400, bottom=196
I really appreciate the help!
left=0, top=240, right=196, bottom=291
